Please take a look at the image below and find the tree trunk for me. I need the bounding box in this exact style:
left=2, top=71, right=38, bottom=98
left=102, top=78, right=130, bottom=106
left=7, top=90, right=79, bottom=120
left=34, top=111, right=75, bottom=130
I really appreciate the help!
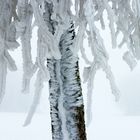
left=44, top=2, right=87, bottom=140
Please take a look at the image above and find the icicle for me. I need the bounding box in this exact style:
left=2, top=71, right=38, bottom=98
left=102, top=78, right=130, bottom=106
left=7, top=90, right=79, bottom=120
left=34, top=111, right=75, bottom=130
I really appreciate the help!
left=103, top=0, right=117, bottom=48
left=4, top=50, right=17, bottom=71
left=36, top=27, right=50, bottom=81
left=16, top=0, right=35, bottom=93
left=80, top=45, right=92, bottom=65
left=103, top=65, right=120, bottom=101
left=23, top=70, right=44, bottom=126
left=123, top=51, right=137, bottom=70
left=85, top=62, right=98, bottom=126
left=0, top=57, right=7, bottom=103
left=73, top=21, right=86, bottom=56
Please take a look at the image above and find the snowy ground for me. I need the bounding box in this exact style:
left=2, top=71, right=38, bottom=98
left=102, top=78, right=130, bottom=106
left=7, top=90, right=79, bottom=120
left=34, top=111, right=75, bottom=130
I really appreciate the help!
left=0, top=113, right=51, bottom=140
left=88, top=116, right=140, bottom=140
left=0, top=113, right=140, bottom=140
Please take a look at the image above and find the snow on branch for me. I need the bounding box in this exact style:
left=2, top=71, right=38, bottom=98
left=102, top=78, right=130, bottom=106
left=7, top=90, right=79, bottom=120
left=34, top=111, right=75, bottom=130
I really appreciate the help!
left=0, top=0, right=19, bottom=103
left=68, top=0, right=140, bottom=95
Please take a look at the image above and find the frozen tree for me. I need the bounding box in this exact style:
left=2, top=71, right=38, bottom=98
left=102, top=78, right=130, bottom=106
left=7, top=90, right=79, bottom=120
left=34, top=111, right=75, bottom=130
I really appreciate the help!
left=1, top=0, right=140, bottom=140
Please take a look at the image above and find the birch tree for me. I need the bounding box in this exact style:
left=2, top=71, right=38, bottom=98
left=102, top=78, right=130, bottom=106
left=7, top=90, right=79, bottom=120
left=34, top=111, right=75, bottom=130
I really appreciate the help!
left=0, top=0, right=140, bottom=140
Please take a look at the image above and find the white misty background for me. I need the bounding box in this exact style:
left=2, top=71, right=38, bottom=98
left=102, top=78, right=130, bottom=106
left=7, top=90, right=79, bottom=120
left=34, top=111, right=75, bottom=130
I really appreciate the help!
left=0, top=10, right=140, bottom=140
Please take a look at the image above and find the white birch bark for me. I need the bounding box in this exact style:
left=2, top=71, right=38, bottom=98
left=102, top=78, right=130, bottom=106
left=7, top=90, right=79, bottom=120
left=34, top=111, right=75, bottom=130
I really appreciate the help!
left=43, top=1, right=87, bottom=139
left=60, top=24, right=86, bottom=140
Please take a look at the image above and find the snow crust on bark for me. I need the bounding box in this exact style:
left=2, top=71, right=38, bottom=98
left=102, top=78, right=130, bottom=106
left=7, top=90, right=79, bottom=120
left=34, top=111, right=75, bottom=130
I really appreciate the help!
left=42, top=1, right=86, bottom=139
left=47, top=23, right=86, bottom=139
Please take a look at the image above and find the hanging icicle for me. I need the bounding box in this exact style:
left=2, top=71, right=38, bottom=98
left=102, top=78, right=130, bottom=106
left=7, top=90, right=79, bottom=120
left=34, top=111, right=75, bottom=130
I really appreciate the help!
left=24, top=26, right=50, bottom=126
left=16, top=0, right=36, bottom=93
left=23, top=69, right=45, bottom=126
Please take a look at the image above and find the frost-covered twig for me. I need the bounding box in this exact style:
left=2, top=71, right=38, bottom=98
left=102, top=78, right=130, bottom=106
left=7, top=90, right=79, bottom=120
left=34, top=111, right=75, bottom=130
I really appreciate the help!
left=83, top=0, right=120, bottom=125
left=23, top=70, right=44, bottom=126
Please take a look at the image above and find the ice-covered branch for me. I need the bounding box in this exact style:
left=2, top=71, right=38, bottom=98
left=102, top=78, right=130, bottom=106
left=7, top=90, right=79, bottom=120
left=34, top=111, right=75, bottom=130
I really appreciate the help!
left=0, top=0, right=19, bottom=102
left=17, top=0, right=35, bottom=93
left=24, top=70, right=44, bottom=126
left=82, top=0, right=120, bottom=125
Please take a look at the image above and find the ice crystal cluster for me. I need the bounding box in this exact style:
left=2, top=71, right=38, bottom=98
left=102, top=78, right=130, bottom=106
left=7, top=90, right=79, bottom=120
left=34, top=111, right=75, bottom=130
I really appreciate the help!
left=0, top=0, right=140, bottom=131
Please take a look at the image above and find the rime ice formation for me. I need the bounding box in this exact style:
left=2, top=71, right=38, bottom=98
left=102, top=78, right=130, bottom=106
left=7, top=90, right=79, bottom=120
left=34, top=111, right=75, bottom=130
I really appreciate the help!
left=0, top=0, right=19, bottom=103
left=16, top=0, right=35, bottom=93
left=0, top=0, right=140, bottom=139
